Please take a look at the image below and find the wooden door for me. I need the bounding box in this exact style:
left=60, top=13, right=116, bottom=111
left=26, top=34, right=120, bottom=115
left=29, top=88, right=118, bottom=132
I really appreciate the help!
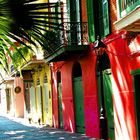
left=103, top=69, right=114, bottom=140
left=58, top=82, right=64, bottom=128
left=133, top=74, right=140, bottom=139
left=73, top=77, right=85, bottom=133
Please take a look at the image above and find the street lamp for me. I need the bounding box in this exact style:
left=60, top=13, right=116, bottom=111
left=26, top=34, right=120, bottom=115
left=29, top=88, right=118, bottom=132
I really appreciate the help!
left=93, top=36, right=108, bottom=139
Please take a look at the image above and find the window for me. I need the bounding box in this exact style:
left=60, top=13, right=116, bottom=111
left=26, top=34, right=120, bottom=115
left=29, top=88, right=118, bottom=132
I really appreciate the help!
left=67, top=0, right=81, bottom=22
left=87, top=0, right=110, bottom=42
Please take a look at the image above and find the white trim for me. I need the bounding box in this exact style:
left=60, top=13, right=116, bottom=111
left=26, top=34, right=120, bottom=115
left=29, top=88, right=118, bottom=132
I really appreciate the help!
left=114, top=6, right=140, bottom=31
left=21, top=60, right=45, bottom=70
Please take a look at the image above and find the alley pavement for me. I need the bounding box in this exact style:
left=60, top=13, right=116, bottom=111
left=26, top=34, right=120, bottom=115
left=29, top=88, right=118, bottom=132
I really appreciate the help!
left=0, top=116, right=98, bottom=140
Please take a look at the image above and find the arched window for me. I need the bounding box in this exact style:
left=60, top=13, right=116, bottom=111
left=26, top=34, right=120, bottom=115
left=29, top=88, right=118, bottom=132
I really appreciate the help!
left=57, top=71, right=61, bottom=83
left=72, top=62, right=82, bottom=78
left=96, top=52, right=110, bottom=72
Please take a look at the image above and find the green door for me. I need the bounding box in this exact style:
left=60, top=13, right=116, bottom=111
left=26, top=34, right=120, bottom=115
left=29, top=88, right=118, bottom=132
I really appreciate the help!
left=133, top=74, right=140, bottom=140
left=73, top=77, right=85, bottom=133
left=58, top=82, right=64, bottom=128
left=97, top=69, right=114, bottom=140
left=103, top=69, right=114, bottom=140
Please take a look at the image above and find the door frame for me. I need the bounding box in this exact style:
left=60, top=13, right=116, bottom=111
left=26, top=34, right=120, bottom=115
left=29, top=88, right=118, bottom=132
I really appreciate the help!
left=57, top=71, right=64, bottom=128
left=96, top=52, right=114, bottom=139
left=72, top=62, right=85, bottom=133
left=131, top=69, right=140, bottom=140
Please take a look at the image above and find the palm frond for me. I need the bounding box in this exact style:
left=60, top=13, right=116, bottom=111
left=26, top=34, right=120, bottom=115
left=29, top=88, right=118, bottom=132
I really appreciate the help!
left=0, top=47, right=9, bottom=73
left=0, top=0, right=63, bottom=42
left=0, top=0, right=63, bottom=71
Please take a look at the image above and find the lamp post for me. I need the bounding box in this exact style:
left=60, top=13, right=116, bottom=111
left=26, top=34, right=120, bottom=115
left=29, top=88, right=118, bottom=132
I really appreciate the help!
left=93, top=36, right=108, bottom=139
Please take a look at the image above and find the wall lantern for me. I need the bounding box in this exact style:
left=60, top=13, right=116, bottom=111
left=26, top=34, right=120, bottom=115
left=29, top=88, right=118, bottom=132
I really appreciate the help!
left=93, top=36, right=107, bottom=56
left=14, top=86, right=21, bottom=94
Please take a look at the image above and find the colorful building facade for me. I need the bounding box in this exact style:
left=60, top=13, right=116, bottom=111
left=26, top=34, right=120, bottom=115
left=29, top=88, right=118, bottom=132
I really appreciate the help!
left=0, top=0, right=140, bottom=140
left=30, top=63, right=53, bottom=126
left=46, top=0, right=140, bottom=140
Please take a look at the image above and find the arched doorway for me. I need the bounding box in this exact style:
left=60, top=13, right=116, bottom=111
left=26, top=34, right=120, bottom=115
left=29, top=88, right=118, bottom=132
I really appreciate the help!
left=43, top=74, right=49, bottom=125
left=72, top=62, right=85, bottom=133
left=57, top=71, right=64, bottom=128
left=96, top=52, right=115, bottom=140
left=5, top=88, right=11, bottom=113
left=131, top=71, right=140, bottom=139
left=36, top=79, right=44, bottom=124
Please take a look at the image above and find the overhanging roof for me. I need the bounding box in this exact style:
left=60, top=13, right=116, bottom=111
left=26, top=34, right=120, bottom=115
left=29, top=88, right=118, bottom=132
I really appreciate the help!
left=9, top=59, right=45, bottom=77
left=115, top=6, right=140, bottom=31
left=0, top=77, right=15, bottom=85
left=21, top=59, right=45, bottom=70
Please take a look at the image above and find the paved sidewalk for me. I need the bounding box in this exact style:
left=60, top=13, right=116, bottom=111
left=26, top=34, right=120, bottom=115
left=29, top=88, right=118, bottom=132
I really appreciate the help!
left=0, top=116, right=98, bottom=140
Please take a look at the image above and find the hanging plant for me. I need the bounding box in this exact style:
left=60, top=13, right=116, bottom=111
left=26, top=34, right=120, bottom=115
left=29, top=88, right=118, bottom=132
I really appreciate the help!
left=12, top=45, right=30, bottom=69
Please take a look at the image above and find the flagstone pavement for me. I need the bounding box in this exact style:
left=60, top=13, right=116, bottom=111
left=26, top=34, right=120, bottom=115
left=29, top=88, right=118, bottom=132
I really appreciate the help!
left=0, top=116, right=100, bottom=140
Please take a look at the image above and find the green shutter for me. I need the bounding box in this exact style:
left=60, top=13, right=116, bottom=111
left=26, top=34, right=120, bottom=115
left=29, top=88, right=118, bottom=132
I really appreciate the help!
left=102, top=0, right=110, bottom=36
left=66, top=0, right=70, bottom=21
left=70, top=0, right=76, bottom=21
left=86, top=0, right=95, bottom=42
left=75, top=0, right=81, bottom=22
left=98, top=0, right=104, bottom=38
left=55, top=2, right=59, bottom=24
left=103, top=70, right=115, bottom=140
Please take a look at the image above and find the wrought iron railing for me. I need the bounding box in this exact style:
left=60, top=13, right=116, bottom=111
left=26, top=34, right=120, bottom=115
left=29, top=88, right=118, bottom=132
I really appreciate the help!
left=43, top=22, right=88, bottom=56
left=119, top=0, right=140, bottom=17
left=61, top=22, right=88, bottom=45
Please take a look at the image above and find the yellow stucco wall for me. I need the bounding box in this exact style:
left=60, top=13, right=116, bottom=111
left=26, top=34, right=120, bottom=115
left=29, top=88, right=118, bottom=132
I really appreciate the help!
left=32, top=63, right=52, bottom=126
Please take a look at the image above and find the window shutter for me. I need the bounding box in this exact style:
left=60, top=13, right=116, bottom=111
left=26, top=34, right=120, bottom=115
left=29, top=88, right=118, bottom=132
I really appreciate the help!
left=102, top=0, right=110, bottom=36
left=75, top=0, right=81, bottom=22
left=86, top=0, right=95, bottom=42
left=55, top=3, right=59, bottom=23
left=66, top=0, right=70, bottom=22
left=70, top=0, right=76, bottom=21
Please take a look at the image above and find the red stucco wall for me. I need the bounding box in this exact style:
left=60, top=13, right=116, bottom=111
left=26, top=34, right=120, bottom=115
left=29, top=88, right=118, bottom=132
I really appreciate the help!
left=51, top=55, right=100, bottom=138
left=105, top=31, right=137, bottom=140
left=80, top=54, right=100, bottom=137
left=14, top=77, right=24, bottom=118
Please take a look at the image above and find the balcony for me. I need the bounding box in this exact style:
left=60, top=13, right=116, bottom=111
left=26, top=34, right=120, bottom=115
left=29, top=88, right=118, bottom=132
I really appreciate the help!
left=115, top=0, right=140, bottom=31
left=44, top=22, right=89, bottom=62
left=9, top=53, right=45, bottom=77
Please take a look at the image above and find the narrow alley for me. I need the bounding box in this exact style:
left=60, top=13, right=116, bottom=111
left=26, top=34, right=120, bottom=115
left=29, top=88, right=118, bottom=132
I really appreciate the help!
left=0, top=116, right=96, bottom=140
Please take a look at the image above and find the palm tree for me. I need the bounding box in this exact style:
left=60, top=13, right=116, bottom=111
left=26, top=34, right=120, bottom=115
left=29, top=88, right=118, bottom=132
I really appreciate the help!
left=0, top=0, right=63, bottom=73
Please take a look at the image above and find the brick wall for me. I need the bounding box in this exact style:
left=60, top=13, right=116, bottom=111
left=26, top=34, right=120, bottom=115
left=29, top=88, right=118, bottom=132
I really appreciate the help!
left=110, top=0, right=117, bottom=32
